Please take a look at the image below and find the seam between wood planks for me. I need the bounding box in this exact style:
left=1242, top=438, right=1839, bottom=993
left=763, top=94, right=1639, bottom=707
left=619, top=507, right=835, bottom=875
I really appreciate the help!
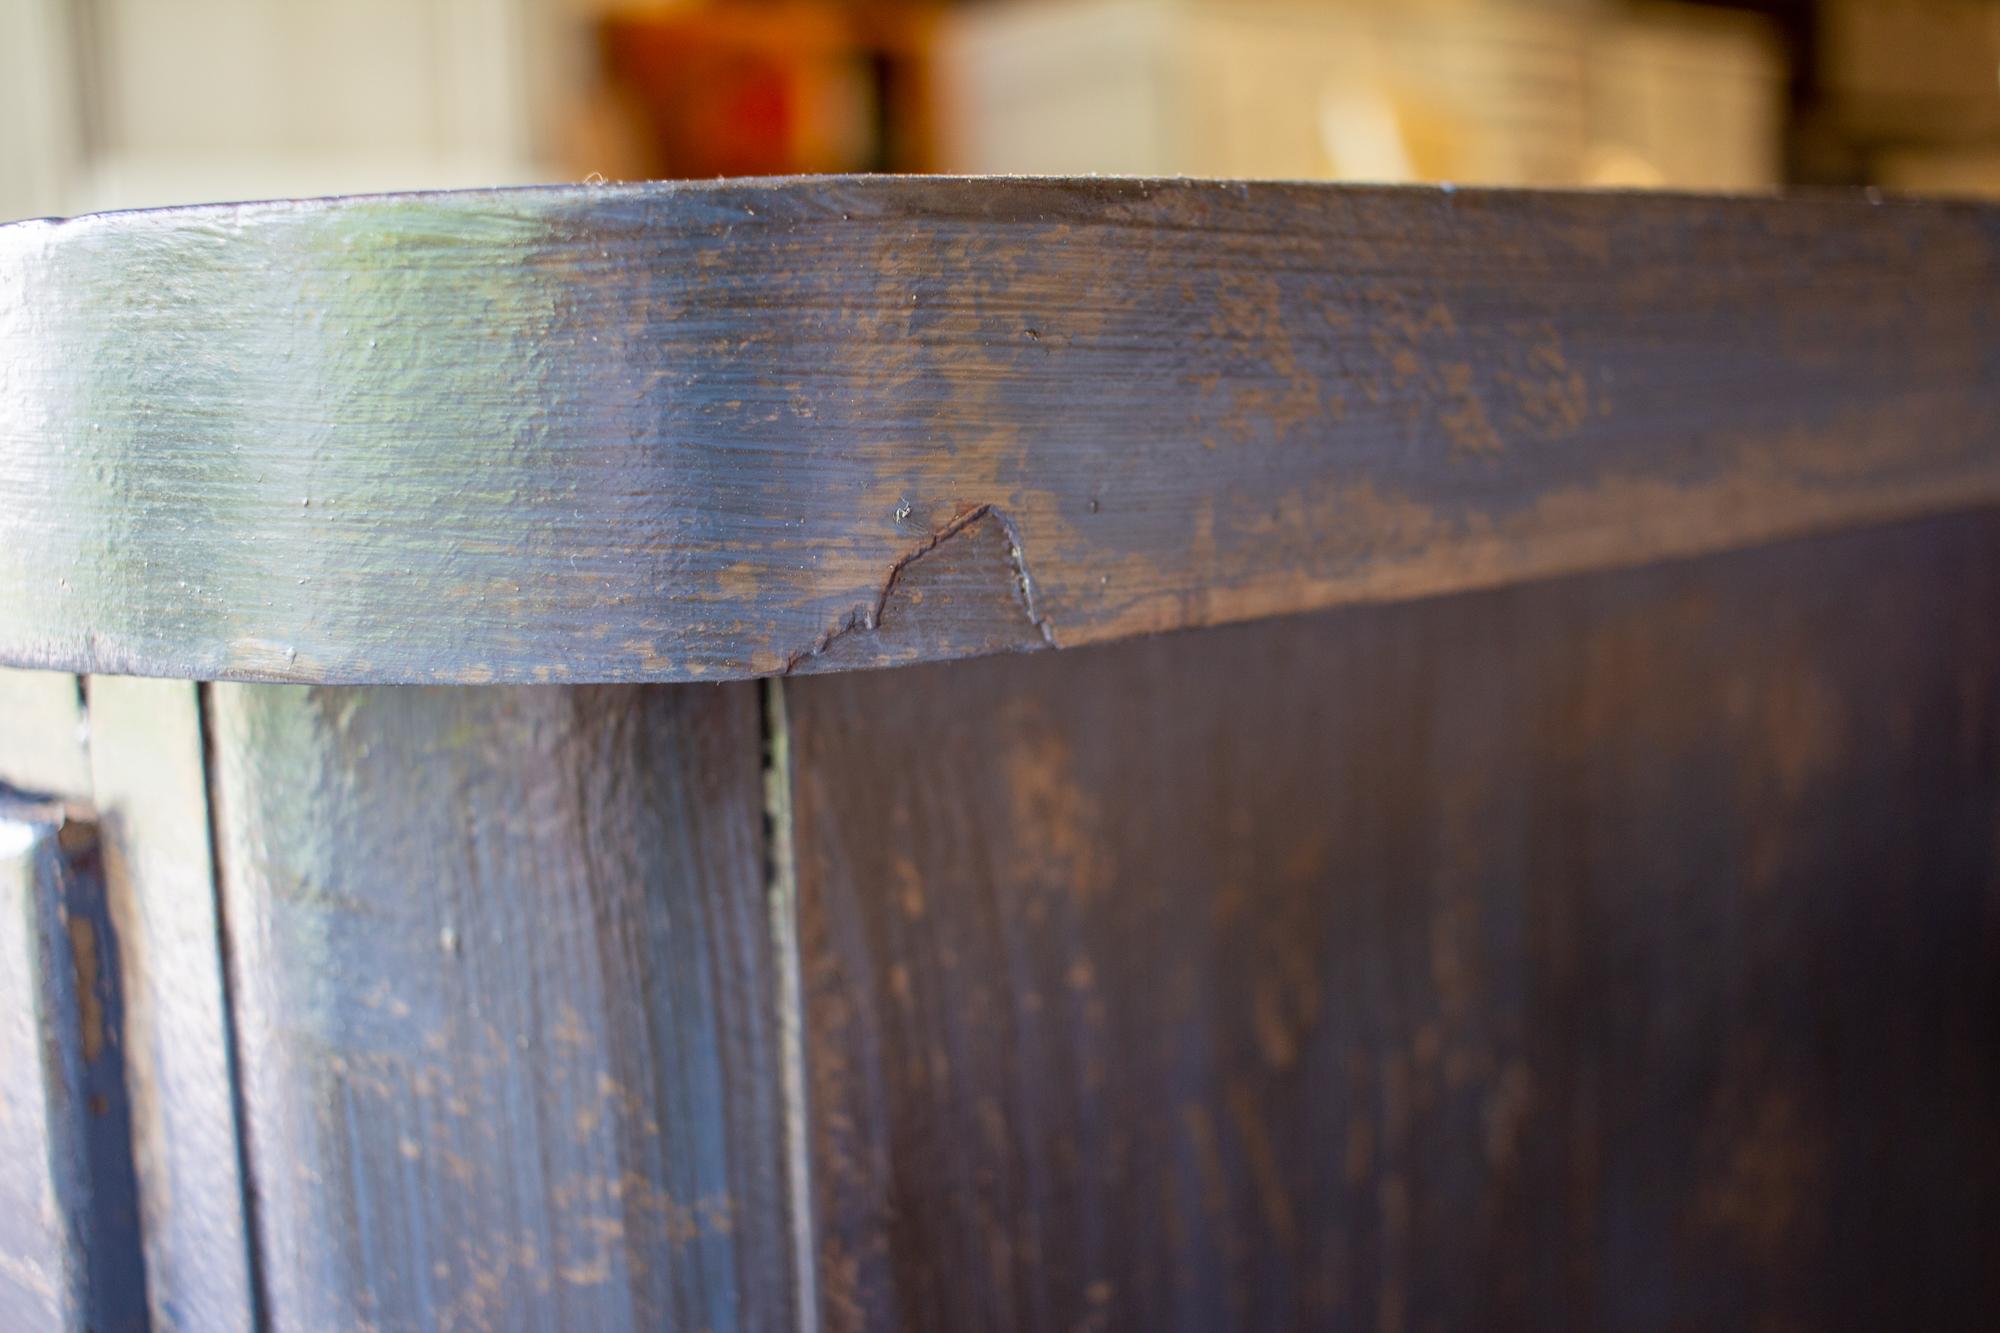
left=195, top=681, right=272, bottom=1333
left=762, top=676, right=819, bottom=1333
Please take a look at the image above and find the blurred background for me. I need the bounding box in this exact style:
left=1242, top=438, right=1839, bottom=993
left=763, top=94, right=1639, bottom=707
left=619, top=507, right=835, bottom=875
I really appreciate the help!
left=3, top=0, right=1999, bottom=224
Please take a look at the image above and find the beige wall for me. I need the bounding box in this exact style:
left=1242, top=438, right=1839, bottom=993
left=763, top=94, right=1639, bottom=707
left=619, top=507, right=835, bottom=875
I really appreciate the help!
left=1, top=0, right=574, bottom=222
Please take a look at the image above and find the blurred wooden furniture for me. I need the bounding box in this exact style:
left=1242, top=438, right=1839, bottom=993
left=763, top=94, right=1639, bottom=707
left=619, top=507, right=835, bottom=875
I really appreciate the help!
left=937, top=0, right=1784, bottom=188
left=3, top=178, right=1999, bottom=1331
left=1816, top=0, right=2000, bottom=197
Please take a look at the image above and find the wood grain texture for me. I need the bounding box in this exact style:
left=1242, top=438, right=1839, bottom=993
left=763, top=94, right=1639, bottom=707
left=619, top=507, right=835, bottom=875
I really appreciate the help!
left=3, top=178, right=1998, bottom=684
left=87, top=676, right=258, bottom=1331
left=206, top=681, right=794, bottom=1332
left=789, top=509, right=2000, bottom=1332
left=0, top=799, right=150, bottom=1332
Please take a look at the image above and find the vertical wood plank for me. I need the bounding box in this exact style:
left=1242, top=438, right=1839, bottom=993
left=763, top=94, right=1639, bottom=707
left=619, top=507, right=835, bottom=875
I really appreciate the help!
left=0, top=807, right=71, bottom=1329
left=0, top=798, right=150, bottom=1332
left=789, top=510, right=2000, bottom=1332
left=206, top=682, right=793, bottom=1332
left=87, top=676, right=258, bottom=1331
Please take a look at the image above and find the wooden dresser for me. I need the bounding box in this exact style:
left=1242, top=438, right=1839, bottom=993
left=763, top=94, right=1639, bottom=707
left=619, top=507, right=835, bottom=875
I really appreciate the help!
left=3, top=178, right=1997, bottom=1331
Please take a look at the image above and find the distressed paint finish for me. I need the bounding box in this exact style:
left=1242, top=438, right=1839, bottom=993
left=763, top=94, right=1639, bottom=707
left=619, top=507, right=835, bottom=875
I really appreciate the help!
left=0, top=799, right=150, bottom=1332
left=788, top=510, right=2000, bottom=1332
left=206, top=681, right=793, bottom=1332
left=86, top=677, right=258, bottom=1331
left=2, top=178, right=1998, bottom=684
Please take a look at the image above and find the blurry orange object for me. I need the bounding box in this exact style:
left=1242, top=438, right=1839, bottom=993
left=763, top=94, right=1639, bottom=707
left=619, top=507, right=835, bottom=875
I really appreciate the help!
left=596, top=2, right=937, bottom=179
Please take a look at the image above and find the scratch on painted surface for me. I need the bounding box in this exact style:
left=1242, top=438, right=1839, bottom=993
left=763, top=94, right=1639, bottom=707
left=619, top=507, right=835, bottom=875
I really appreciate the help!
left=783, top=505, right=1056, bottom=674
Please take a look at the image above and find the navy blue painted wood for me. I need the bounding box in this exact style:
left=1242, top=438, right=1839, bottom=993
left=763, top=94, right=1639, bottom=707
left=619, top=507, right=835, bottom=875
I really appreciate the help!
left=204, top=683, right=794, bottom=1332
left=0, top=796, right=150, bottom=1331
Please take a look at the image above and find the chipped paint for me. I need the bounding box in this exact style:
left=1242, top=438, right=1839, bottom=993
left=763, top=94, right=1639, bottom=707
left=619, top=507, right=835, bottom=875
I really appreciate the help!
left=0, top=178, right=1995, bottom=683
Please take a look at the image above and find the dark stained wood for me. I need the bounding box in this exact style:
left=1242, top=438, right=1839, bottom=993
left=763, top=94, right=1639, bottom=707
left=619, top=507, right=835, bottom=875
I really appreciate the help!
left=3, top=178, right=1999, bottom=684
left=86, top=677, right=258, bottom=1331
left=205, top=681, right=796, bottom=1331
left=788, top=509, right=2000, bottom=1333
left=0, top=798, right=151, bottom=1332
